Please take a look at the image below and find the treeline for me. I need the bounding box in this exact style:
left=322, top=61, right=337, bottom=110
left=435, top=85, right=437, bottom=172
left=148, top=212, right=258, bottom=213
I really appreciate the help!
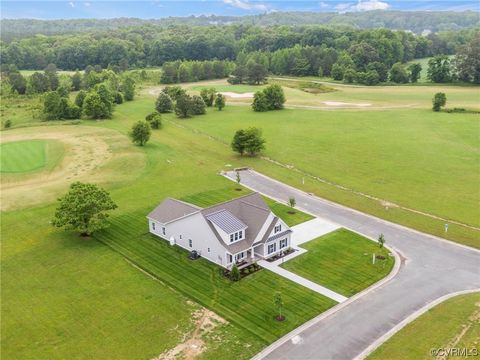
left=160, top=60, right=235, bottom=84
left=2, top=11, right=479, bottom=40
left=1, top=25, right=476, bottom=71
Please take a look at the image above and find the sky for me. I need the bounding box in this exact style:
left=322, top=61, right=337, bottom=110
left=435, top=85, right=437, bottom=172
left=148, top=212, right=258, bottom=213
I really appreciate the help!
left=1, top=0, right=479, bottom=19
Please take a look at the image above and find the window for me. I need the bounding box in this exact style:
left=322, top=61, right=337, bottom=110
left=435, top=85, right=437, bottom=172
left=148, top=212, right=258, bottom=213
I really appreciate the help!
left=162, top=227, right=166, bottom=235
left=279, top=239, right=288, bottom=249
left=152, top=222, right=156, bottom=230
left=274, top=224, right=282, bottom=233
left=268, top=243, right=277, bottom=254
left=188, top=239, right=192, bottom=248
left=230, top=230, right=245, bottom=243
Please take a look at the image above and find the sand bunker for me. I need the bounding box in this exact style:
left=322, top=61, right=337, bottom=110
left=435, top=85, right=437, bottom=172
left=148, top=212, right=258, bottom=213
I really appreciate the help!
left=323, top=101, right=371, bottom=107
left=220, top=91, right=254, bottom=99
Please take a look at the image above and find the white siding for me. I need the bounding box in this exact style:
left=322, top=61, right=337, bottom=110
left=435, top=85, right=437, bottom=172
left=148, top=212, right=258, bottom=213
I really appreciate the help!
left=148, top=213, right=228, bottom=268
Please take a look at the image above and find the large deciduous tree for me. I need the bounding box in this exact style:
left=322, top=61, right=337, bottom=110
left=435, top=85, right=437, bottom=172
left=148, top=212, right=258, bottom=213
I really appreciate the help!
left=427, top=55, right=451, bottom=83
left=52, top=182, right=117, bottom=236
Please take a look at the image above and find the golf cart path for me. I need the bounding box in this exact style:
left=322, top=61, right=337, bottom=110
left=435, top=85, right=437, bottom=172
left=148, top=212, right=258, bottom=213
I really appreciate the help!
left=258, top=218, right=347, bottom=303
left=223, top=169, right=480, bottom=360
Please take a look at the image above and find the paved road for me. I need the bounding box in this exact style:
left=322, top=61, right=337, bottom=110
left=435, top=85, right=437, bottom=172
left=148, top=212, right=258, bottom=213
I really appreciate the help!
left=224, top=170, right=480, bottom=360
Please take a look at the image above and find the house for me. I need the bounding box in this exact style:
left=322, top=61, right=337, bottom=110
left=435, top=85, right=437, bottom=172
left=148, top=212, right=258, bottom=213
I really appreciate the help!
left=147, top=192, right=292, bottom=269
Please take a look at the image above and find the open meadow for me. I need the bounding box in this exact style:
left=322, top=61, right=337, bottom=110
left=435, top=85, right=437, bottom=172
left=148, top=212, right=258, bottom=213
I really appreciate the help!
left=1, top=76, right=478, bottom=359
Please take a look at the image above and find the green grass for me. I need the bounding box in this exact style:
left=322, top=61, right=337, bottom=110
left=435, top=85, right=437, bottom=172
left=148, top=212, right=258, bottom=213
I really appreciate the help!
left=181, top=187, right=314, bottom=227
left=369, top=292, right=480, bottom=360
left=282, top=229, right=394, bottom=297
left=1, top=207, right=198, bottom=360
left=174, top=105, right=480, bottom=230
left=1, top=97, right=333, bottom=359
left=1, top=139, right=64, bottom=173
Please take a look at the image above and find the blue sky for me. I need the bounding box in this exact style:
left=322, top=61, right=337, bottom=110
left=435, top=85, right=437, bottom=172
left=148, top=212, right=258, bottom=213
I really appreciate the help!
left=1, top=1, right=479, bottom=19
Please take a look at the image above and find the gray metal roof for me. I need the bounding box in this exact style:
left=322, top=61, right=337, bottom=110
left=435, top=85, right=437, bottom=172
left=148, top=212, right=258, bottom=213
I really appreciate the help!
left=205, top=209, right=247, bottom=234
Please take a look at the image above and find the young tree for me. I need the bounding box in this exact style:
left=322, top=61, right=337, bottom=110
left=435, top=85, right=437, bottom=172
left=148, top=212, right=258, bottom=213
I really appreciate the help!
left=52, top=182, right=117, bottom=236
left=230, top=264, right=240, bottom=281
left=145, top=112, right=162, bottom=129
left=389, top=63, right=409, bottom=83
left=191, top=95, right=206, bottom=115
left=432, top=92, right=447, bottom=112
left=252, top=91, right=269, bottom=112
left=231, top=129, right=247, bottom=156
left=274, top=292, right=284, bottom=321
left=174, top=94, right=193, bottom=118
left=288, top=197, right=296, bottom=211
left=408, top=63, right=422, bottom=83
left=427, top=55, right=451, bottom=83
left=214, top=93, right=226, bottom=111
left=263, top=84, right=285, bottom=110
left=378, top=233, right=385, bottom=248
left=122, top=76, right=135, bottom=101
left=130, top=121, right=151, bottom=146
left=244, top=127, right=266, bottom=156
left=155, top=92, right=173, bottom=113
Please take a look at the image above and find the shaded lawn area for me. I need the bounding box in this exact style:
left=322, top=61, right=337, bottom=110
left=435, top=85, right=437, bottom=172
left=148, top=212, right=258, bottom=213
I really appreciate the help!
left=282, top=229, right=394, bottom=297
left=181, top=187, right=314, bottom=227
left=97, top=207, right=337, bottom=344
left=369, top=292, right=480, bottom=360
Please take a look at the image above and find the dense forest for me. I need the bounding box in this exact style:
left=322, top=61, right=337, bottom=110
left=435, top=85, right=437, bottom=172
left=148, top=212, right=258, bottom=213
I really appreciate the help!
left=2, top=11, right=479, bottom=40
left=1, top=23, right=477, bottom=72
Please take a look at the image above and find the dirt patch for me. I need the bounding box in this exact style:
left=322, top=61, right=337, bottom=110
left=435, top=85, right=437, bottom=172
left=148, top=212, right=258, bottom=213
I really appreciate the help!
left=323, top=101, right=371, bottom=107
left=154, top=308, right=227, bottom=360
left=219, top=91, right=254, bottom=99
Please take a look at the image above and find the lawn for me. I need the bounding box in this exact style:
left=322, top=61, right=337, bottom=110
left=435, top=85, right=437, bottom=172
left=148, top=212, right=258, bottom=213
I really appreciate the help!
left=369, top=292, right=480, bottom=360
left=171, top=104, right=479, bottom=232
left=1, top=97, right=334, bottom=359
left=1, top=140, right=48, bottom=172
left=282, top=229, right=394, bottom=297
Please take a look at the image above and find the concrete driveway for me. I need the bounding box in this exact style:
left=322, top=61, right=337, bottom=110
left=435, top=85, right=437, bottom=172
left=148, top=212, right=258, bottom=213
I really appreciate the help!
left=223, top=170, right=480, bottom=360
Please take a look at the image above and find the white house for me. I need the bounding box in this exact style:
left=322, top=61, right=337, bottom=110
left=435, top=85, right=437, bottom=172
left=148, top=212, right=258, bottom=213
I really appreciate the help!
left=147, top=192, right=292, bottom=269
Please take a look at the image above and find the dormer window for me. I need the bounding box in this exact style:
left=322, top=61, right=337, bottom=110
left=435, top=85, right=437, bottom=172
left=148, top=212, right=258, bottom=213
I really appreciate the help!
left=274, top=224, right=282, bottom=233
left=229, top=230, right=244, bottom=243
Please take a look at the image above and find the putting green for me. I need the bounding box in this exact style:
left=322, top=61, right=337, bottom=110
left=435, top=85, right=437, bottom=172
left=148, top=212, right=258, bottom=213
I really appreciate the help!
left=1, top=140, right=50, bottom=173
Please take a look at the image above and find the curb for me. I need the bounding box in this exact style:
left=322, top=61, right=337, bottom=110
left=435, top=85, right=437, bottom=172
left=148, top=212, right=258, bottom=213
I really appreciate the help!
left=354, top=288, right=480, bottom=360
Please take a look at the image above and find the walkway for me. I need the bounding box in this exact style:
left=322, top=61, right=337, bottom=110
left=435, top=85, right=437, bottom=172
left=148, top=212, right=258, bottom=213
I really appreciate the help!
left=223, top=169, right=480, bottom=360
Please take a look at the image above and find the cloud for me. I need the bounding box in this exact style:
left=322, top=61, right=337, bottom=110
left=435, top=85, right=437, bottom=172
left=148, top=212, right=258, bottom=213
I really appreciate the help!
left=335, top=0, right=389, bottom=13
left=69, top=1, right=75, bottom=8
left=223, top=0, right=267, bottom=11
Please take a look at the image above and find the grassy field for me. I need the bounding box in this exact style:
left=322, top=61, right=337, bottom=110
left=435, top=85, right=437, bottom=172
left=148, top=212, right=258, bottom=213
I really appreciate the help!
left=1, top=97, right=334, bottom=359
left=282, top=229, right=394, bottom=297
left=171, top=105, right=479, bottom=228
left=369, top=292, right=480, bottom=360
